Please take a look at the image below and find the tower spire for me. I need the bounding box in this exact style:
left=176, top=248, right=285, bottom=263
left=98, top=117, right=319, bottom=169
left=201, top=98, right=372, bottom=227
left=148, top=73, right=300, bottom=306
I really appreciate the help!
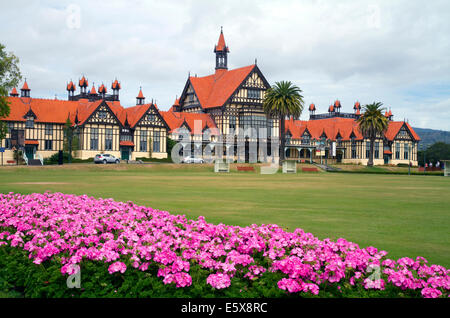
left=214, top=27, right=229, bottom=70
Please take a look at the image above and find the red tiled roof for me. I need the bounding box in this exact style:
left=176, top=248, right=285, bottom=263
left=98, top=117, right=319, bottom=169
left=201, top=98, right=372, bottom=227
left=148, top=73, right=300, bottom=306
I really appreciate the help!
left=120, top=141, right=134, bottom=147
left=5, top=97, right=81, bottom=123
left=89, top=85, right=97, bottom=95
left=25, top=140, right=39, bottom=145
left=286, top=117, right=363, bottom=141
left=188, top=64, right=255, bottom=109
left=10, top=87, right=18, bottom=96
left=160, top=109, right=218, bottom=135
left=286, top=117, right=420, bottom=142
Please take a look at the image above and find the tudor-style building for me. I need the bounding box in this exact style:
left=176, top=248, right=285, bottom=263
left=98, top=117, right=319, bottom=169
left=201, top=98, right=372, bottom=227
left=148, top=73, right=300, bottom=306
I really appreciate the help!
left=167, top=29, right=278, bottom=161
left=2, top=80, right=169, bottom=164
left=284, top=101, right=420, bottom=166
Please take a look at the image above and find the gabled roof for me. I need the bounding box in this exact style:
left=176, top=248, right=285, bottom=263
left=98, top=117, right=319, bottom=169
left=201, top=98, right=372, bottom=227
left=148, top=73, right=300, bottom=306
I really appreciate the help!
left=186, top=64, right=256, bottom=109
left=385, top=121, right=420, bottom=141
left=160, top=109, right=218, bottom=135
left=285, top=117, right=420, bottom=142
left=6, top=97, right=80, bottom=124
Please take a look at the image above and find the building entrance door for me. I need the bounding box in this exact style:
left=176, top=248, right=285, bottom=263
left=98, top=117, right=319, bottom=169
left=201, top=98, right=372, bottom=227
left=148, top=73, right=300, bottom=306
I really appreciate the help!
left=25, top=146, right=34, bottom=161
left=121, top=148, right=130, bottom=160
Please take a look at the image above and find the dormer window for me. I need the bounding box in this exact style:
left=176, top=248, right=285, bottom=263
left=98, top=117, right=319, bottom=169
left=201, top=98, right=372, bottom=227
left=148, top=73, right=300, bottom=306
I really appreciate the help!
left=25, top=117, right=34, bottom=128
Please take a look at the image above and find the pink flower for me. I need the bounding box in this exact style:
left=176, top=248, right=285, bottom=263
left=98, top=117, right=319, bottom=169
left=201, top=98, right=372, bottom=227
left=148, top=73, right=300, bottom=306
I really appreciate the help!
left=108, top=261, right=127, bottom=274
left=421, top=288, right=442, bottom=298
left=206, top=273, right=231, bottom=289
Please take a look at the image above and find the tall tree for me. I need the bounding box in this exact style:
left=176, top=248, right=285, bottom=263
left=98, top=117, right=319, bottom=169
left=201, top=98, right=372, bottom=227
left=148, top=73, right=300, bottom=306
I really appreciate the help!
left=357, top=102, right=389, bottom=166
left=0, top=43, right=22, bottom=142
left=263, top=81, right=304, bottom=164
left=63, top=118, right=79, bottom=163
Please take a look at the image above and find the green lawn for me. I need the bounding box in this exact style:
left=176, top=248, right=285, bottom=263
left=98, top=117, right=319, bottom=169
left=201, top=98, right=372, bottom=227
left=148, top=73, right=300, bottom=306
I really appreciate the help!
left=1, top=163, right=449, bottom=267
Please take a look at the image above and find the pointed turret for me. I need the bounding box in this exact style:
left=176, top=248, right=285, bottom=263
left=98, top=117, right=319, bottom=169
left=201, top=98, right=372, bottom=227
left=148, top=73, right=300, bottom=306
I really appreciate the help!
left=214, top=27, right=229, bottom=70
left=79, top=76, right=88, bottom=94
left=10, top=87, right=19, bottom=97
left=111, top=79, right=121, bottom=101
left=21, top=79, right=30, bottom=97
left=136, top=87, right=145, bottom=105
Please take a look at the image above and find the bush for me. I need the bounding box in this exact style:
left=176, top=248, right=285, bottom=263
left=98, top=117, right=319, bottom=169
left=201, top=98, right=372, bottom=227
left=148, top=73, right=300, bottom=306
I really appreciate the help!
left=44, top=152, right=92, bottom=165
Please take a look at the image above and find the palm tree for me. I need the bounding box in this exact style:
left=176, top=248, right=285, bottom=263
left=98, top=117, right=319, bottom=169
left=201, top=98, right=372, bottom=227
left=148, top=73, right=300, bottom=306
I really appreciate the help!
left=263, top=81, right=304, bottom=164
left=357, top=102, right=389, bottom=167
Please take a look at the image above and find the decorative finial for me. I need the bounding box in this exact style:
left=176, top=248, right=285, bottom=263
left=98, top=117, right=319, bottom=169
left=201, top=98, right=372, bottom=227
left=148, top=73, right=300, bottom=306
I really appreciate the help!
left=255, top=58, right=257, bottom=65
left=221, top=26, right=223, bottom=33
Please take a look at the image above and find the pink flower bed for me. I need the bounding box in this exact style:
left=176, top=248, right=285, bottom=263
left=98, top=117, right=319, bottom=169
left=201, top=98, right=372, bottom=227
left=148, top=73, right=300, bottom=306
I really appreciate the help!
left=0, top=192, right=448, bottom=298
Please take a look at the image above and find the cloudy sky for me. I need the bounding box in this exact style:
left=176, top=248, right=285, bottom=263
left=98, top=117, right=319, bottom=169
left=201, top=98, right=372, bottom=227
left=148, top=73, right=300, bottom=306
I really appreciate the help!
left=1, top=0, right=449, bottom=130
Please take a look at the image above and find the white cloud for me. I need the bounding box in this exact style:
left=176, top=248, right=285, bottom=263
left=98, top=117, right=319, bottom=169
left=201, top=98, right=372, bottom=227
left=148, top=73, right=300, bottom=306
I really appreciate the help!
left=1, top=0, right=449, bottom=129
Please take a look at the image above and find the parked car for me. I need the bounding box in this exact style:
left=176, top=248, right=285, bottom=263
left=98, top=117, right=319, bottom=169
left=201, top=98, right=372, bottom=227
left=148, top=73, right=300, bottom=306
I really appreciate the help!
left=182, top=156, right=204, bottom=164
left=94, top=154, right=120, bottom=164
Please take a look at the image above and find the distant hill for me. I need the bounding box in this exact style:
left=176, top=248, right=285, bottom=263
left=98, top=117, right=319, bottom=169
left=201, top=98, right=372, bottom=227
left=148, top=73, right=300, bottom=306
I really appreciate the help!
left=413, top=127, right=450, bottom=150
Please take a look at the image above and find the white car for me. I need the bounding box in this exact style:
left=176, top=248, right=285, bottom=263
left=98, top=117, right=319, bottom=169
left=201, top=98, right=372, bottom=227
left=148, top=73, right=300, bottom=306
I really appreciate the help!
left=182, top=156, right=204, bottom=164
left=94, top=154, right=120, bottom=164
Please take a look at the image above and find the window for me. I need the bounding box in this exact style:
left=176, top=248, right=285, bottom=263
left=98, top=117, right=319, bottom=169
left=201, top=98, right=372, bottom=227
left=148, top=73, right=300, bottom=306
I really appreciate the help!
left=153, top=131, right=160, bottom=152
left=44, top=140, right=52, bottom=150
left=105, top=128, right=113, bottom=151
left=351, top=138, right=357, bottom=159
left=147, top=114, right=156, bottom=122
left=267, top=119, right=273, bottom=138
left=238, top=114, right=267, bottom=138
left=26, top=118, right=34, bottom=128
left=98, top=111, right=107, bottom=119
left=7, top=122, right=14, bottom=133
left=140, top=130, right=148, bottom=152
left=229, top=116, right=236, bottom=130
left=247, top=89, right=259, bottom=99
left=45, top=124, right=53, bottom=136
left=337, top=137, right=342, bottom=147
left=90, top=128, right=98, bottom=150
left=404, top=144, right=409, bottom=160
left=374, top=142, right=380, bottom=159
left=302, top=133, right=310, bottom=145
left=366, top=142, right=370, bottom=159
left=189, top=94, right=194, bottom=103
left=286, top=132, right=292, bottom=144
left=5, top=139, right=11, bottom=149
left=395, top=143, right=400, bottom=159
